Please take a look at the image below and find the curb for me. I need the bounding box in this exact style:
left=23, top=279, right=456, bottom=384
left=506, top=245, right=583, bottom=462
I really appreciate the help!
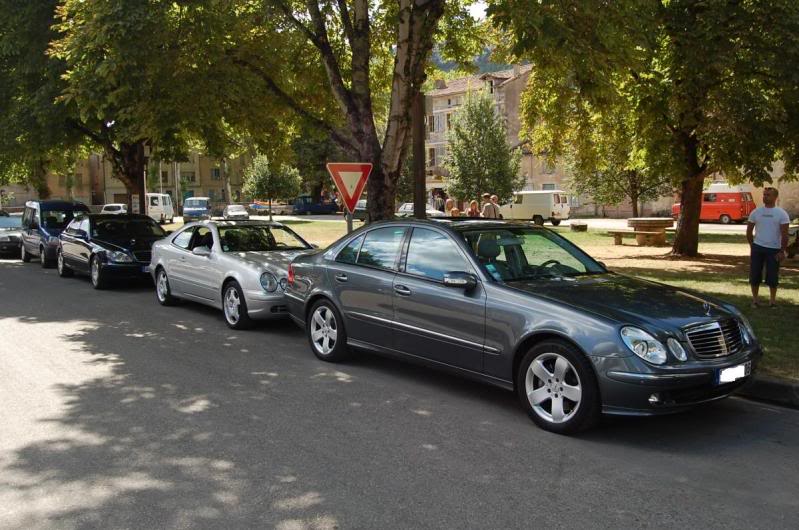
left=737, top=375, right=799, bottom=409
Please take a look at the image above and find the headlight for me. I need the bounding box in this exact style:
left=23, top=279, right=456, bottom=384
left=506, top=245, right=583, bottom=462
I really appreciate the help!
left=667, top=338, right=688, bottom=361
left=107, top=251, right=133, bottom=263
left=620, top=326, right=668, bottom=365
left=260, top=272, right=278, bottom=292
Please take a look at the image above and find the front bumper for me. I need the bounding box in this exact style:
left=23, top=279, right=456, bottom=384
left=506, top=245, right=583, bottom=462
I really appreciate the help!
left=595, top=346, right=763, bottom=415
left=99, top=261, right=152, bottom=280
left=244, top=289, right=289, bottom=320
left=0, top=239, right=20, bottom=254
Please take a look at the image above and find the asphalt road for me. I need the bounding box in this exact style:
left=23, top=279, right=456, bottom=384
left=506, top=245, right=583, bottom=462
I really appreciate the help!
left=0, top=258, right=797, bottom=529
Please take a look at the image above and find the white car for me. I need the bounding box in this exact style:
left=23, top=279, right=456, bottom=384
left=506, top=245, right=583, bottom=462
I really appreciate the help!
left=499, top=190, right=570, bottom=225
left=150, top=220, right=313, bottom=329
left=223, top=204, right=250, bottom=220
left=145, top=193, right=175, bottom=224
left=396, top=202, right=446, bottom=218
left=100, top=203, right=128, bottom=215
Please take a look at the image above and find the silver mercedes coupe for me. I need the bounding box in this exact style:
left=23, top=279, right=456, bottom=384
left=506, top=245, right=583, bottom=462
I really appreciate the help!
left=150, top=220, right=313, bottom=329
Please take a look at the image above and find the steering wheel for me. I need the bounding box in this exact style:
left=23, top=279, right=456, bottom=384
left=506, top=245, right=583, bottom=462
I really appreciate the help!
left=528, top=259, right=562, bottom=277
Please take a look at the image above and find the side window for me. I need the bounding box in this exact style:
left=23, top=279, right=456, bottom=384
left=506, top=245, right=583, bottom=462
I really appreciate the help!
left=150, top=196, right=159, bottom=207
left=64, top=219, right=80, bottom=235
left=514, top=194, right=523, bottom=204
left=405, top=228, right=470, bottom=281
left=172, top=228, right=194, bottom=249
left=22, top=208, right=32, bottom=228
left=336, top=235, right=365, bottom=264
left=703, top=193, right=716, bottom=202
left=190, top=227, right=213, bottom=250
left=79, top=218, right=90, bottom=234
left=356, top=227, right=406, bottom=270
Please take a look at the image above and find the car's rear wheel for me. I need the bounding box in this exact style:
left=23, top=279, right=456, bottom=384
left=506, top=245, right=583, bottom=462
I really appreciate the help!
left=90, top=256, right=109, bottom=289
left=57, top=249, right=73, bottom=277
left=719, top=214, right=732, bottom=224
left=21, top=244, right=31, bottom=263
left=155, top=268, right=178, bottom=306
left=532, top=215, right=545, bottom=226
left=307, top=299, right=349, bottom=362
left=223, top=281, right=253, bottom=329
left=517, top=340, right=600, bottom=434
left=550, top=218, right=561, bottom=226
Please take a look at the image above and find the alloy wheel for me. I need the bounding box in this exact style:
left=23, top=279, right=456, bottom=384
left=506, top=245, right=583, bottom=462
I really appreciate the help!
left=91, top=259, right=100, bottom=286
left=224, top=286, right=241, bottom=325
left=57, top=251, right=65, bottom=274
left=310, top=305, right=338, bottom=356
left=524, top=352, right=583, bottom=424
left=157, top=271, right=169, bottom=303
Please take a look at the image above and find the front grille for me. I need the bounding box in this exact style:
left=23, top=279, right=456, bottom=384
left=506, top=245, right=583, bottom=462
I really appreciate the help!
left=133, top=251, right=152, bottom=263
left=685, top=320, right=743, bottom=358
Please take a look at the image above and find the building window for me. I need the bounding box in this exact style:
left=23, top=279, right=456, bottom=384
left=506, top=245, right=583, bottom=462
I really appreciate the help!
left=211, top=168, right=221, bottom=180
left=161, top=170, right=169, bottom=183
left=428, top=148, right=436, bottom=167
left=542, top=183, right=556, bottom=190
left=180, top=171, right=196, bottom=183
left=208, top=189, right=216, bottom=201
left=446, top=113, right=452, bottom=130
left=427, top=115, right=434, bottom=133
left=570, top=195, right=581, bottom=207
left=543, top=161, right=556, bottom=175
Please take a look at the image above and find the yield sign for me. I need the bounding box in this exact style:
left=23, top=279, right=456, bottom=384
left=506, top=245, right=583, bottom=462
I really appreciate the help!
left=326, top=162, right=373, bottom=213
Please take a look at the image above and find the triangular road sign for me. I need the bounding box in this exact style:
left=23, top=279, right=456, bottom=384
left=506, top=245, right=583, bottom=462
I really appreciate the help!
left=326, top=162, right=373, bottom=213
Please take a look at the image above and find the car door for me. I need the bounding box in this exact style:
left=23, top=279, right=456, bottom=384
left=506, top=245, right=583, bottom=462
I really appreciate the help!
left=182, top=225, right=222, bottom=302
left=21, top=205, right=39, bottom=255
left=329, top=226, right=407, bottom=347
left=60, top=219, right=80, bottom=265
left=73, top=217, right=93, bottom=272
left=392, top=227, right=485, bottom=372
left=165, top=227, right=196, bottom=295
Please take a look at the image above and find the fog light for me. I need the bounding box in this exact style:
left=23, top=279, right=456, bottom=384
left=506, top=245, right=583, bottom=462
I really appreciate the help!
left=648, top=393, right=660, bottom=404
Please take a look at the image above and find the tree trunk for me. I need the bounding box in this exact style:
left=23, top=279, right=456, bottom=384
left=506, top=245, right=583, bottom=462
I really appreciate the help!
left=107, top=141, right=147, bottom=215
left=671, top=173, right=704, bottom=256
left=31, top=159, right=51, bottom=200
left=630, top=196, right=639, bottom=218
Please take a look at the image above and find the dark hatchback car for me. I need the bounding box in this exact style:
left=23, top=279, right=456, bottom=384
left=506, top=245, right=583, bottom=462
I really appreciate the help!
left=57, top=214, right=167, bottom=289
left=286, top=219, right=761, bottom=434
left=20, top=200, right=91, bottom=267
left=0, top=214, right=23, bottom=256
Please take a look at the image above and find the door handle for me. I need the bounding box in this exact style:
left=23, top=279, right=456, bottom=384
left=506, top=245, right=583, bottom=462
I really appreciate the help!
left=334, top=273, right=348, bottom=282
left=394, top=284, right=412, bottom=296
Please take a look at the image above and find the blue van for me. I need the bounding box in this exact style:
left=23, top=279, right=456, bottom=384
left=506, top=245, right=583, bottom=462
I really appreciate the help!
left=182, top=196, right=212, bottom=222
left=292, top=195, right=339, bottom=215
left=21, top=200, right=91, bottom=267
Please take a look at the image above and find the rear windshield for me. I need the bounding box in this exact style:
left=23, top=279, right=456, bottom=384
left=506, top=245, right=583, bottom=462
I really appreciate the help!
left=41, top=208, right=87, bottom=229
left=184, top=199, right=208, bottom=208
left=93, top=218, right=166, bottom=239
left=0, top=216, right=22, bottom=229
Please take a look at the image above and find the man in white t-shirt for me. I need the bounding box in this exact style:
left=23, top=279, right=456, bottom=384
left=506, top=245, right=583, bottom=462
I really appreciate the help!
left=746, top=187, right=790, bottom=307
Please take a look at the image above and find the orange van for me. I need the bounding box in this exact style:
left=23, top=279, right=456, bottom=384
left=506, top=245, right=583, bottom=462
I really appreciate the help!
left=672, top=185, right=757, bottom=224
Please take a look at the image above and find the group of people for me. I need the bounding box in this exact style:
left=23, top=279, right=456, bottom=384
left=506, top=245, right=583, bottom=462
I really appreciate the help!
left=433, top=192, right=503, bottom=219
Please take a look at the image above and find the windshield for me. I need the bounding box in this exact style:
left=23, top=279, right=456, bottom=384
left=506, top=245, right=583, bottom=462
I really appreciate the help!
left=227, top=205, right=246, bottom=212
left=0, top=216, right=22, bottom=229
left=184, top=199, right=208, bottom=208
left=42, top=209, right=84, bottom=229
left=459, top=226, right=605, bottom=281
left=218, top=225, right=310, bottom=252
left=93, top=218, right=166, bottom=239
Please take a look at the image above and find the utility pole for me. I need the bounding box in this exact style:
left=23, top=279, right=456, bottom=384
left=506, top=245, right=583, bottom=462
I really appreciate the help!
left=412, top=90, right=426, bottom=219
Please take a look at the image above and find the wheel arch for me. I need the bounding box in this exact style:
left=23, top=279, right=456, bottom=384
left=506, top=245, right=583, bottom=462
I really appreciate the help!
left=511, top=331, right=594, bottom=391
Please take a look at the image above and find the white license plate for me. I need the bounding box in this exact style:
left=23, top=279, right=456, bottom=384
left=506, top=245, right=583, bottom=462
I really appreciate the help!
left=142, top=266, right=150, bottom=273
left=717, top=361, right=751, bottom=384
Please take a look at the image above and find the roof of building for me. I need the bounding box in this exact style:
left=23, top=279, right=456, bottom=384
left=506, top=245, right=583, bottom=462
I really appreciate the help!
left=427, top=64, right=532, bottom=97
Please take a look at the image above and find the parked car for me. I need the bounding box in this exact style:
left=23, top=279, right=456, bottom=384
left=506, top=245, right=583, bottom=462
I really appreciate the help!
left=20, top=200, right=91, bottom=267
left=672, top=183, right=756, bottom=224
left=223, top=204, right=250, bottom=220
left=0, top=214, right=23, bottom=257
left=353, top=199, right=369, bottom=221
left=500, top=190, right=571, bottom=225
left=292, top=195, right=339, bottom=215
left=395, top=202, right=446, bottom=218
left=150, top=220, right=314, bottom=329
left=145, top=193, right=175, bottom=224
left=57, top=214, right=167, bottom=289
left=0, top=210, right=9, bottom=216
left=249, top=201, right=294, bottom=215
left=100, top=203, right=128, bottom=215
left=182, top=197, right=212, bottom=222
left=285, top=218, right=761, bottom=434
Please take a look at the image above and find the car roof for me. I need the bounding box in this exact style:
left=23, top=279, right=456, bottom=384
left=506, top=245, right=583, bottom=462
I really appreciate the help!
left=196, top=219, right=286, bottom=227
left=26, top=200, right=88, bottom=209
left=365, top=217, right=540, bottom=232
left=82, top=213, right=154, bottom=220
left=186, top=196, right=210, bottom=200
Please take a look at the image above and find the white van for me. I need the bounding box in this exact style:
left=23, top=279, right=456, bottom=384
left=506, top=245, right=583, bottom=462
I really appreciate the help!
left=500, top=190, right=571, bottom=225
left=145, top=193, right=174, bottom=224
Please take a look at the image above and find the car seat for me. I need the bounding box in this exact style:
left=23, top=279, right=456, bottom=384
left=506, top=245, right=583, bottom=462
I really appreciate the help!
left=476, top=235, right=511, bottom=280
left=196, top=231, right=214, bottom=250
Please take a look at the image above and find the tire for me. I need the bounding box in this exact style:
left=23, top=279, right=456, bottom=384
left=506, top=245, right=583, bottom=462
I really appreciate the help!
left=40, top=246, right=54, bottom=268
left=516, top=340, right=600, bottom=434
left=21, top=244, right=31, bottom=263
left=306, top=299, right=349, bottom=362
left=155, top=268, right=178, bottom=306
left=222, top=281, right=254, bottom=330
left=90, top=255, right=109, bottom=290
left=532, top=215, right=545, bottom=226
left=550, top=218, right=562, bottom=226
left=57, top=249, right=73, bottom=278
left=719, top=214, right=732, bottom=224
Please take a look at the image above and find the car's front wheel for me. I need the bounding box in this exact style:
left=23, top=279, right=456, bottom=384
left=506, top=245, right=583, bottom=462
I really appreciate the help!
left=532, top=215, right=545, bottom=226
left=517, top=340, right=600, bottom=434
left=21, top=244, right=31, bottom=263
left=550, top=218, right=561, bottom=226
left=222, top=281, right=253, bottom=330
left=719, top=214, right=732, bottom=224
left=155, top=268, right=178, bottom=306
left=57, top=249, right=73, bottom=277
left=90, top=256, right=109, bottom=289
left=307, top=299, right=349, bottom=362
left=40, top=246, right=53, bottom=268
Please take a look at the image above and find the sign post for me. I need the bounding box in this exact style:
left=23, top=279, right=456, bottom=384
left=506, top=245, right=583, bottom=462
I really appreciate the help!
left=326, top=162, right=373, bottom=234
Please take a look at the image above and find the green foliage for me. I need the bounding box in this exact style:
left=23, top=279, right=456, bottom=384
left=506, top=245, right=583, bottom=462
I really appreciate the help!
left=291, top=122, right=345, bottom=197
left=242, top=154, right=302, bottom=202
left=445, top=91, right=522, bottom=203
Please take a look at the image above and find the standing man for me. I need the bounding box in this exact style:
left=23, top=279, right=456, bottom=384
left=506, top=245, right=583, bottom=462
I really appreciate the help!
left=433, top=192, right=445, bottom=213
left=747, top=187, right=790, bottom=307
left=481, top=192, right=500, bottom=218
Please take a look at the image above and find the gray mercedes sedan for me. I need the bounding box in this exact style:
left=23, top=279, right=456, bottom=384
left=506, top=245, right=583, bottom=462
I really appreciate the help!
left=285, top=219, right=762, bottom=434
left=151, top=220, right=312, bottom=329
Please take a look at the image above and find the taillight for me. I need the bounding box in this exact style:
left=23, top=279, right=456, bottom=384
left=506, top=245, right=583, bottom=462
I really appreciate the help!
left=287, top=263, right=295, bottom=286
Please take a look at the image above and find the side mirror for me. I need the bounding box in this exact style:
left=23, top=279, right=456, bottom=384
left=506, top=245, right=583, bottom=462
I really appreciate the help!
left=443, top=271, right=477, bottom=290
left=597, top=261, right=607, bottom=270
left=311, top=243, right=319, bottom=249
left=192, top=246, right=211, bottom=257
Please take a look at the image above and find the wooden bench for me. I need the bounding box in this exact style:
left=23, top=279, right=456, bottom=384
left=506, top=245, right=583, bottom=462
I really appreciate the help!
left=607, top=230, right=667, bottom=246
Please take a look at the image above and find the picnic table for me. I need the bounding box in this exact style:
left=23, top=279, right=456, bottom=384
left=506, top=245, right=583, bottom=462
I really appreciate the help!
left=607, top=217, right=674, bottom=246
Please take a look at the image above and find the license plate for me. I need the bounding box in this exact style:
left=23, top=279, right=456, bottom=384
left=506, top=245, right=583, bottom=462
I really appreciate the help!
left=717, top=361, right=751, bottom=385
left=142, top=265, right=150, bottom=273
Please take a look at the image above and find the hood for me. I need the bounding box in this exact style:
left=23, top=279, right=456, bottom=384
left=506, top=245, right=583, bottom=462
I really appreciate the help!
left=93, top=235, right=164, bottom=252
left=230, top=249, right=313, bottom=275
left=505, top=273, right=735, bottom=332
